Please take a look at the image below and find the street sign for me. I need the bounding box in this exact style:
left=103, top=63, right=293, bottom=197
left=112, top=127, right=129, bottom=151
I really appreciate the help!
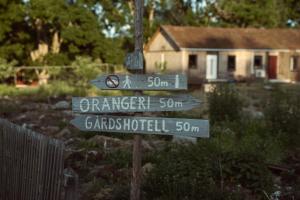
left=71, top=115, right=209, bottom=138
left=72, top=95, right=200, bottom=113
left=124, top=51, right=143, bottom=70
left=91, top=74, right=187, bottom=90
left=105, top=75, right=120, bottom=88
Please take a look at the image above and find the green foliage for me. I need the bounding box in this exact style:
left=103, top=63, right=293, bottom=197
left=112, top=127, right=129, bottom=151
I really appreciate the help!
left=264, top=86, right=300, bottom=150
left=155, top=61, right=167, bottom=73
left=37, top=80, right=86, bottom=97
left=210, top=0, right=287, bottom=28
left=0, top=81, right=86, bottom=99
left=281, top=0, right=300, bottom=26
left=0, top=0, right=299, bottom=65
left=221, top=151, right=273, bottom=194
left=43, top=53, right=70, bottom=66
left=143, top=139, right=274, bottom=200
left=143, top=143, right=220, bottom=200
left=108, top=149, right=132, bottom=169
left=72, top=56, right=103, bottom=87
left=0, top=58, right=16, bottom=82
left=213, top=119, right=283, bottom=164
left=0, top=0, right=29, bottom=62
left=207, top=84, right=243, bottom=125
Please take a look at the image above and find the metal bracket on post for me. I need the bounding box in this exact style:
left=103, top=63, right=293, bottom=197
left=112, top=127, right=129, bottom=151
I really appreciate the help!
left=124, top=51, right=144, bottom=70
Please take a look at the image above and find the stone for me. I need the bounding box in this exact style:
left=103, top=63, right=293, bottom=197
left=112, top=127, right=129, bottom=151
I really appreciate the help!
left=172, top=136, right=197, bottom=144
left=142, top=140, right=153, bottom=151
left=64, top=137, right=83, bottom=146
left=17, top=114, right=27, bottom=120
left=21, top=123, right=36, bottom=129
left=252, top=111, right=264, bottom=119
left=264, top=85, right=273, bottom=90
left=88, top=135, right=123, bottom=148
left=142, top=163, right=154, bottom=174
left=43, top=126, right=60, bottom=133
left=53, top=101, right=70, bottom=110
left=39, top=114, right=45, bottom=121
left=56, top=127, right=72, bottom=138
left=63, top=110, right=73, bottom=116
left=94, top=188, right=113, bottom=200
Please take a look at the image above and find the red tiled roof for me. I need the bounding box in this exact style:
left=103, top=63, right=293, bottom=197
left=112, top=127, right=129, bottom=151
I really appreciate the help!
left=159, top=25, right=300, bottom=50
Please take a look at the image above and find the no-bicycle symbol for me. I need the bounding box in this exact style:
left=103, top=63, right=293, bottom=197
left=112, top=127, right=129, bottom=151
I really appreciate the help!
left=105, top=75, right=119, bottom=88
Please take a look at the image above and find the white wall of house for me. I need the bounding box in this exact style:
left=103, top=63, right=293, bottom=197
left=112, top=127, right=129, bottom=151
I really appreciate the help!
left=145, top=51, right=184, bottom=74
left=181, top=50, right=206, bottom=84
left=144, top=31, right=299, bottom=83
left=145, top=32, right=185, bottom=75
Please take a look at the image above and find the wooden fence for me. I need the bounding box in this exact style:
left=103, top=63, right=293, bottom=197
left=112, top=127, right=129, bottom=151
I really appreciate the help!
left=0, top=118, right=66, bottom=200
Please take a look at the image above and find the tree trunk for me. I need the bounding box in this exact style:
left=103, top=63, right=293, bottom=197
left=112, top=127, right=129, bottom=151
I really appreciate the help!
left=51, top=31, right=62, bottom=54
left=30, top=18, right=49, bottom=61
left=128, top=0, right=135, bottom=16
left=148, top=1, right=155, bottom=28
left=30, top=43, right=49, bottom=61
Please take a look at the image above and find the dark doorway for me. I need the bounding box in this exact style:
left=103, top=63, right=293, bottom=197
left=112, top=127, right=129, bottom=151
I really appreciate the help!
left=268, top=56, right=277, bottom=79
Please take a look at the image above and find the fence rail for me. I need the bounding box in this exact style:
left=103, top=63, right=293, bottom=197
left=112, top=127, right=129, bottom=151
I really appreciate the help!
left=0, top=118, right=65, bottom=200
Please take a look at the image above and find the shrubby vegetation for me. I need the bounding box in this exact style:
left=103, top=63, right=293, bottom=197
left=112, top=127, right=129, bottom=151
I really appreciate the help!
left=141, top=84, right=299, bottom=199
left=143, top=132, right=275, bottom=199
left=0, top=58, right=16, bottom=82
left=264, top=86, right=300, bottom=150
left=207, top=84, right=243, bottom=125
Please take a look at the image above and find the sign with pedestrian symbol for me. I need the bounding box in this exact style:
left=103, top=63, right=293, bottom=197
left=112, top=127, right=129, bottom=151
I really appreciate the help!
left=91, top=74, right=187, bottom=90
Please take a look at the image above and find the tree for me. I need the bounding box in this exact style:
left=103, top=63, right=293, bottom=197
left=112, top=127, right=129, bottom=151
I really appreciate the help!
left=26, top=0, right=116, bottom=64
left=0, top=0, right=30, bottom=63
left=283, top=0, right=300, bottom=27
left=209, top=0, right=287, bottom=28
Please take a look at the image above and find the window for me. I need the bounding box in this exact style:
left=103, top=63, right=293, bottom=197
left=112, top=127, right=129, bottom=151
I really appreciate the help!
left=188, top=55, right=197, bottom=69
left=228, top=55, right=236, bottom=71
left=290, top=56, right=299, bottom=71
left=254, top=55, right=263, bottom=69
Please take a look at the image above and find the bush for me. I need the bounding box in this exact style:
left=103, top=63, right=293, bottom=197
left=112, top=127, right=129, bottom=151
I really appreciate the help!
left=143, top=144, right=221, bottom=200
left=43, top=53, right=70, bottom=65
left=0, top=58, right=16, bottom=82
left=72, top=56, right=103, bottom=87
left=143, top=140, right=274, bottom=200
left=264, top=86, right=300, bottom=150
left=207, top=84, right=243, bottom=125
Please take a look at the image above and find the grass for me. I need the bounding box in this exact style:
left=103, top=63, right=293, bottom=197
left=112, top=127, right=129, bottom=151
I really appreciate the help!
left=0, top=81, right=127, bottom=101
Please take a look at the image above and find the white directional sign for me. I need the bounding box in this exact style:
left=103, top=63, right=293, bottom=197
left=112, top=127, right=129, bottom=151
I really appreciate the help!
left=71, top=115, right=209, bottom=138
left=72, top=95, right=200, bottom=113
left=91, top=74, right=187, bottom=90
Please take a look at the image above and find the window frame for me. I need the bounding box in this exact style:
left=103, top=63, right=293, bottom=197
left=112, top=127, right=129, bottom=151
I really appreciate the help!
left=227, top=55, right=236, bottom=72
left=188, top=54, right=198, bottom=69
left=254, top=55, right=263, bottom=69
left=290, top=56, right=299, bottom=72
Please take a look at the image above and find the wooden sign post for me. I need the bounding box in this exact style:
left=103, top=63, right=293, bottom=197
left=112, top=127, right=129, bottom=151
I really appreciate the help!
left=70, top=1, right=210, bottom=200
left=131, top=1, right=144, bottom=199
